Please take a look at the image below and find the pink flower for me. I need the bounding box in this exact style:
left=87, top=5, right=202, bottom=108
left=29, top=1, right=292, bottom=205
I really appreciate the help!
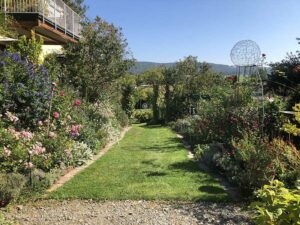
left=74, top=99, right=81, bottom=106
left=69, top=124, right=82, bottom=138
left=5, top=111, right=19, bottom=123
left=48, top=132, right=56, bottom=139
left=20, top=131, right=33, bottom=141
left=3, top=147, right=11, bottom=157
left=31, top=142, right=46, bottom=155
left=53, top=112, right=60, bottom=119
left=60, top=91, right=65, bottom=97
left=8, top=128, right=20, bottom=140
left=24, top=162, right=34, bottom=169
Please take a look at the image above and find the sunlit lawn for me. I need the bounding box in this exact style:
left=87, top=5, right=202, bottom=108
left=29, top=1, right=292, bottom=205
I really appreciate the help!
left=50, top=124, right=229, bottom=201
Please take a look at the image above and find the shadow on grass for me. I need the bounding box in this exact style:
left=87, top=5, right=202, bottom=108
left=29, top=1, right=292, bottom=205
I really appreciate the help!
left=145, top=171, right=168, bottom=177
left=169, top=160, right=201, bottom=173
left=141, top=144, right=183, bottom=152
left=140, top=124, right=163, bottom=129
left=141, top=159, right=157, bottom=166
left=198, top=185, right=226, bottom=194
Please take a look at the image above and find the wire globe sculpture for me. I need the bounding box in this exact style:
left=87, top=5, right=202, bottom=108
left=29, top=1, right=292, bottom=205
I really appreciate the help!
left=230, top=40, right=261, bottom=66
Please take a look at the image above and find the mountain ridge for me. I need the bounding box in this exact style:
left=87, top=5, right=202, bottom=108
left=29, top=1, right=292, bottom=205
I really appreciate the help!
left=130, top=61, right=237, bottom=75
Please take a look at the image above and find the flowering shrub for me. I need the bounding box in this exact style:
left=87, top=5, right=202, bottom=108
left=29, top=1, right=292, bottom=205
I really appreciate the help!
left=0, top=52, right=52, bottom=128
left=0, top=44, right=128, bottom=203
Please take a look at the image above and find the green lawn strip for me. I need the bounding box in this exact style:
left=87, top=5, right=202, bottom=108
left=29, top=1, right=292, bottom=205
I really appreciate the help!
left=49, top=124, right=229, bottom=201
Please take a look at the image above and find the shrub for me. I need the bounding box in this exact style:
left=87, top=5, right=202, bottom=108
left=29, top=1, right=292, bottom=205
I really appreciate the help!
left=230, top=133, right=275, bottom=192
left=195, top=143, right=224, bottom=167
left=252, top=180, right=300, bottom=225
left=0, top=51, right=52, bottom=128
left=133, top=109, right=153, bottom=123
left=71, top=142, right=93, bottom=166
left=269, top=139, right=300, bottom=187
left=0, top=173, right=26, bottom=206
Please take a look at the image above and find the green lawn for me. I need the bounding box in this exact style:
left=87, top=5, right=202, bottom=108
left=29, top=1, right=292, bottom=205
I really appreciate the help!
left=50, top=124, right=229, bottom=201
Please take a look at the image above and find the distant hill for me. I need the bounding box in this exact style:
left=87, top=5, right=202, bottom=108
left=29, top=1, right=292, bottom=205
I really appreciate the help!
left=130, top=61, right=237, bottom=75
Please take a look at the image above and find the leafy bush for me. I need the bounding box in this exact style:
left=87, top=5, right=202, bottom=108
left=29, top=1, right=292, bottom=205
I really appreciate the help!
left=268, top=139, right=300, bottom=187
left=195, top=143, right=223, bottom=167
left=230, top=133, right=275, bottom=193
left=0, top=173, right=26, bottom=206
left=70, top=142, right=93, bottom=166
left=252, top=180, right=300, bottom=225
left=31, top=168, right=63, bottom=190
left=0, top=51, right=52, bottom=128
left=133, top=109, right=153, bottom=123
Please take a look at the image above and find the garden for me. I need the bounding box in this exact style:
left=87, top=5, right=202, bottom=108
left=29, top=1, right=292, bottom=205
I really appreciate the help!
left=0, top=10, right=131, bottom=211
left=1, top=2, right=300, bottom=225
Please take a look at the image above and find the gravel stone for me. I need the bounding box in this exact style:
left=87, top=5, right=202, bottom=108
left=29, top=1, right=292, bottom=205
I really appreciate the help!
left=3, top=200, right=254, bottom=225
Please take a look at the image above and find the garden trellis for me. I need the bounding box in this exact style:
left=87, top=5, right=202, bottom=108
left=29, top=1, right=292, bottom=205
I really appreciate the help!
left=230, top=40, right=266, bottom=134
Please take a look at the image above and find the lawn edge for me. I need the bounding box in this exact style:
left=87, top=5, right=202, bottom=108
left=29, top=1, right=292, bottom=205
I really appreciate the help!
left=46, top=126, right=132, bottom=193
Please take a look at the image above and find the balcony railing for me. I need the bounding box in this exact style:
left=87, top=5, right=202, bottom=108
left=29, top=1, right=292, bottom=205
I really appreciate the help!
left=0, top=0, right=81, bottom=39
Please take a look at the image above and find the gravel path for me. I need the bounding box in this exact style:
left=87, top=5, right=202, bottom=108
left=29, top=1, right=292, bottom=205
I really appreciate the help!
left=4, top=200, right=253, bottom=225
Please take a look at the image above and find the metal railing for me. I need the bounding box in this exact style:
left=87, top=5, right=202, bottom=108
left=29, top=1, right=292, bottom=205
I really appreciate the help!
left=0, top=0, right=81, bottom=38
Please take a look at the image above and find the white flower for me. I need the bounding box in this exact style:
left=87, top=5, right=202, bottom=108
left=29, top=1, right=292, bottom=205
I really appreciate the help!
left=3, top=147, right=11, bottom=157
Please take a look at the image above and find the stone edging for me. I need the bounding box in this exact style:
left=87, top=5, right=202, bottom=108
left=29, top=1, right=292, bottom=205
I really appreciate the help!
left=46, top=126, right=132, bottom=193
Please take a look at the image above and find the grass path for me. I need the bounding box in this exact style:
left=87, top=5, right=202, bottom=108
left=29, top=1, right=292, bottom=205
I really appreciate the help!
left=50, top=124, right=229, bottom=201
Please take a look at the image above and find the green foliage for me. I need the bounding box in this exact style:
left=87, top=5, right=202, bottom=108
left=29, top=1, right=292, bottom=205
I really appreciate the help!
left=133, top=109, right=153, bottom=123
left=252, top=180, right=300, bottom=225
left=268, top=51, right=300, bottom=108
left=63, top=17, right=134, bottom=102
left=283, top=103, right=300, bottom=136
left=0, top=13, right=16, bottom=38
left=8, top=32, right=43, bottom=64
left=120, top=74, right=136, bottom=117
left=70, top=142, right=93, bottom=166
left=0, top=51, right=52, bottom=127
left=63, top=0, right=87, bottom=16
left=269, top=139, right=300, bottom=186
left=0, top=173, right=26, bottom=206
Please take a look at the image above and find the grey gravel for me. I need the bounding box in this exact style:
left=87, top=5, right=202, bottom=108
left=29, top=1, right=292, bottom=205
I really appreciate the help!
left=3, top=200, right=254, bottom=225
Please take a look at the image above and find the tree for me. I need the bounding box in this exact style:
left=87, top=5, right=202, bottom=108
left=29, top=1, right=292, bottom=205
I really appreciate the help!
left=64, top=0, right=87, bottom=16
left=268, top=52, right=300, bottom=108
left=143, top=68, right=163, bottom=123
left=120, top=74, right=136, bottom=117
left=63, top=17, right=134, bottom=102
left=162, top=67, right=176, bottom=122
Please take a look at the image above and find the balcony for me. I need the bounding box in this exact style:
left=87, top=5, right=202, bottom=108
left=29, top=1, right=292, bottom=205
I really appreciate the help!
left=0, top=0, right=81, bottom=44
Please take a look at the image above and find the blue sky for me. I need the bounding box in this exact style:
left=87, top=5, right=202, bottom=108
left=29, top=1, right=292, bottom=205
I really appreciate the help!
left=85, top=0, right=300, bottom=65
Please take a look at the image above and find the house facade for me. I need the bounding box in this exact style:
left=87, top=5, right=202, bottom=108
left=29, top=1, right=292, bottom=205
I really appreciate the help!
left=0, top=0, right=81, bottom=56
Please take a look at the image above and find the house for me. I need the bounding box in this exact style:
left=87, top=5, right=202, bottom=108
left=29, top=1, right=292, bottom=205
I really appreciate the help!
left=0, top=0, right=81, bottom=57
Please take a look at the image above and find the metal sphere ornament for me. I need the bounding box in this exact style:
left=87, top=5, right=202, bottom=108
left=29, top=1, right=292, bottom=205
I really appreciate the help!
left=230, top=40, right=261, bottom=66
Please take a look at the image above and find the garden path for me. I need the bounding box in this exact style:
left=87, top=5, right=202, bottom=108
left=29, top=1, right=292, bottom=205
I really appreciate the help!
left=4, top=124, right=253, bottom=225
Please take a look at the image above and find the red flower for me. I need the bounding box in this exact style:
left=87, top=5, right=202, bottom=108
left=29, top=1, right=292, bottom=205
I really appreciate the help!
left=74, top=99, right=81, bottom=106
left=53, top=112, right=60, bottom=119
left=60, top=91, right=65, bottom=97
